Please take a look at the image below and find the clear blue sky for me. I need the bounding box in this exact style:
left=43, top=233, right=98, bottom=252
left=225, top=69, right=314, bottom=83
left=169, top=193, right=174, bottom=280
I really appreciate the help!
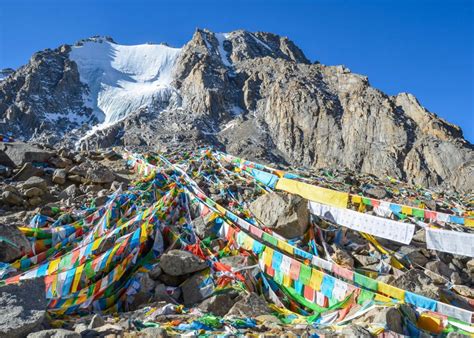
left=1, top=0, right=472, bottom=142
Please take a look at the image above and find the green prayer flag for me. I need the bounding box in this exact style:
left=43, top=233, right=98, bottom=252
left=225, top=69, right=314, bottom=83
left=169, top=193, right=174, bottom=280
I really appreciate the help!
left=357, top=289, right=375, bottom=305
left=412, top=208, right=425, bottom=218
left=262, top=232, right=278, bottom=246
left=354, top=272, right=378, bottom=291
left=299, top=264, right=311, bottom=286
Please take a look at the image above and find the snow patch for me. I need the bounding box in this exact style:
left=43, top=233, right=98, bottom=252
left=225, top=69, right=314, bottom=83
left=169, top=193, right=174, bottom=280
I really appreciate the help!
left=70, top=40, right=181, bottom=125
left=214, top=33, right=232, bottom=67
left=250, top=33, right=272, bottom=51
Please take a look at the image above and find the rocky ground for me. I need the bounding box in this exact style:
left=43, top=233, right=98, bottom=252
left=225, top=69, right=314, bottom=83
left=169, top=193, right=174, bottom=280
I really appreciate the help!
left=0, top=141, right=473, bottom=337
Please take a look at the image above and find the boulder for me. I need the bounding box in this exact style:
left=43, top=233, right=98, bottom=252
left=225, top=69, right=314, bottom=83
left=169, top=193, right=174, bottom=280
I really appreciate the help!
left=21, top=176, right=47, bottom=191
left=93, top=324, right=123, bottom=335
left=0, top=278, right=47, bottom=337
left=181, top=270, right=213, bottom=306
left=331, top=248, right=354, bottom=268
left=0, top=142, right=54, bottom=167
left=1, top=190, right=23, bottom=206
left=148, top=264, right=163, bottom=280
left=11, top=163, right=43, bottom=181
left=340, top=325, right=373, bottom=337
left=249, top=191, right=309, bottom=238
left=87, top=314, right=105, bottom=330
left=86, top=167, right=115, bottom=184
left=52, top=169, right=67, bottom=184
left=220, top=255, right=255, bottom=270
left=0, top=149, right=15, bottom=167
left=139, top=327, right=168, bottom=337
left=355, top=306, right=403, bottom=334
left=425, top=261, right=454, bottom=284
left=452, top=285, right=474, bottom=298
left=58, top=185, right=78, bottom=200
left=159, top=250, right=207, bottom=276
left=362, top=186, right=387, bottom=199
left=397, top=246, right=429, bottom=267
left=192, top=214, right=215, bottom=239
left=226, top=292, right=271, bottom=318
left=391, top=269, right=438, bottom=299
left=24, top=187, right=44, bottom=198
left=28, top=197, right=43, bottom=207
left=0, top=223, right=31, bottom=262
left=198, top=290, right=240, bottom=316
left=27, top=329, right=81, bottom=338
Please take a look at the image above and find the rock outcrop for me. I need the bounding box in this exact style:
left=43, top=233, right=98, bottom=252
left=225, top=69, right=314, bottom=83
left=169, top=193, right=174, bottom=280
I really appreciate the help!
left=0, top=29, right=472, bottom=192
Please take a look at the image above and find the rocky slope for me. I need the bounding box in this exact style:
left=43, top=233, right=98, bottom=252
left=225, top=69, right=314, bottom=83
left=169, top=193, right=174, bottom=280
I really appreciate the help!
left=0, top=30, right=472, bottom=192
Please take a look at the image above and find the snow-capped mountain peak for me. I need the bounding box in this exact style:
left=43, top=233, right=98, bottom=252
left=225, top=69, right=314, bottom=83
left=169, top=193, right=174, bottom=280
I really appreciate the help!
left=69, top=40, right=181, bottom=124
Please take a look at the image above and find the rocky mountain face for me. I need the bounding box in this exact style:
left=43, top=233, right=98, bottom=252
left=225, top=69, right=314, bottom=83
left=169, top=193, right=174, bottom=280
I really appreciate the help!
left=0, top=29, right=472, bottom=192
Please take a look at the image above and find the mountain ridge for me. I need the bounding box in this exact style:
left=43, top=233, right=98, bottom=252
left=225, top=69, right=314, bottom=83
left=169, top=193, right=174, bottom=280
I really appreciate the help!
left=0, top=28, right=472, bottom=192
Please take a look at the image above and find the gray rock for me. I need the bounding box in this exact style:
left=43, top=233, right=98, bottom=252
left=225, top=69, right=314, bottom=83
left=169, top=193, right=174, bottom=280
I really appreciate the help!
left=225, top=292, right=271, bottom=318
left=220, top=255, right=254, bottom=270
left=0, top=149, right=15, bottom=167
left=86, top=166, right=115, bottom=184
left=0, top=143, right=54, bottom=167
left=425, top=260, right=453, bottom=284
left=355, top=307, right=403, bottom=334
left=93, top=324, right=123, bottom=335
left=397, top=246, right=429, bottom=267
left=192, top=214, right=215, bottom=239
left=148, top=264, right=162, bottom=280
left=24, top=187, right=44, bottom=198
left=11, top=163, right=44, bottom=181
left=73, top=323, right=87, bottom=334
left=331, top=248, right=354, bottom=268
left=0, top=223, right=31, bottom=262
left=139, top=327, right=168, bottom=338
left=340, top=325, right=372, bottom=337
left=87, top=314, right=105, bottom=329
left=0, top=278, right=47, bottom=337
left=159, top=250, right=207, bottom=276
left=58, top=184, right=78, bottom=200
left=27, top=329, right=80, bottom=338
left=198, top=291, right=239, bottom=316
left=363, top=186, right=387, bottom=199
left=52, top=169, right=67, bottom=184
left=28, top=197, right=43, bottom=207
left=391, top=269, right=438, bottom=299
left=451, top=285, right=474, bottom=298
left=21, top=176, right=47, bottom=191
left=181, top=270, right=213, bottom=306
left=1, top=190, right=23, bottom=206
left=249, top=191, right=309, bottom=238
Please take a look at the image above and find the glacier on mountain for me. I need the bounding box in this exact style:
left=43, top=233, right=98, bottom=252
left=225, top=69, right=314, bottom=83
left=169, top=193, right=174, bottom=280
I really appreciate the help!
left=69, top=39, right=181, bottom=125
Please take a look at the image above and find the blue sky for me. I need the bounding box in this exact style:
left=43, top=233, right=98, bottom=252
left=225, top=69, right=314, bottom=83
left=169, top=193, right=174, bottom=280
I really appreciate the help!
left=1, top=0, right=472, bottom=142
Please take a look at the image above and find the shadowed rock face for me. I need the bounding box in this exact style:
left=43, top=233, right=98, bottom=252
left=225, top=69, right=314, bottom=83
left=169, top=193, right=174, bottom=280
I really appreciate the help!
left=1, top=29, right=472, bottom=192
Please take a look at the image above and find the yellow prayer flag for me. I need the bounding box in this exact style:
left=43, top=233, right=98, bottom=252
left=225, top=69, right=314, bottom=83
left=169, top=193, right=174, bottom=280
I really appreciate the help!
left=374, top=293, right=392, bottom=303
left=465, top=218, right=474, bottom=227
left=275, top=178, right=349, bottom=208
left=401, top=205, right=412, bottom=216
left=351, top=195, right=362, bottom=204
left=378, top=282, right=405, bottom=300
left=283, top=274, right=292, bottom=287
left=309, top=268, right=323, bottom=291
left=48, top=258, right=60, bottom=275
left=91, top=238, right=102, bottom=251
left=277, top=239, right=294, bottom=255
left=263, top=247, right=273, bottom=267
left=71, top=265, right=84, bottom=293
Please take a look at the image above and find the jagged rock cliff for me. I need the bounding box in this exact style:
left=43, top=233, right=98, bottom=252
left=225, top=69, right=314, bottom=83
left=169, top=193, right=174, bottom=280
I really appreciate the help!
left=0, top=29, right=472, bottom=191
